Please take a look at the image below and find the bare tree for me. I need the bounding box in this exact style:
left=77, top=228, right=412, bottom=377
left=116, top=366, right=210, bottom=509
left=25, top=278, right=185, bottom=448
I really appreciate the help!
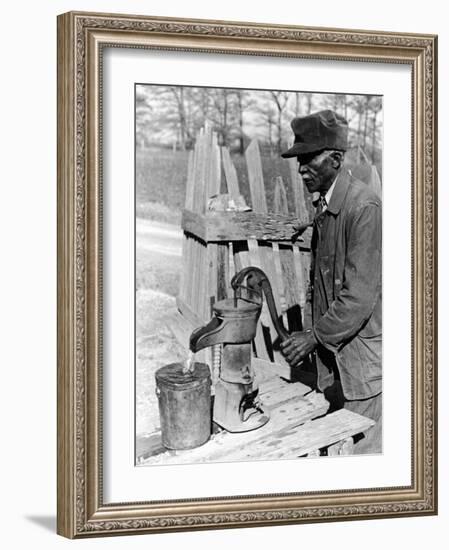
left=269, top=91, right=290, bottom=154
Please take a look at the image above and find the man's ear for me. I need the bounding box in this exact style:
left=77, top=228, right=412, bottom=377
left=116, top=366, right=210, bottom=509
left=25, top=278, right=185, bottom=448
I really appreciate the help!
left=330, top=151, right=344, bottom=169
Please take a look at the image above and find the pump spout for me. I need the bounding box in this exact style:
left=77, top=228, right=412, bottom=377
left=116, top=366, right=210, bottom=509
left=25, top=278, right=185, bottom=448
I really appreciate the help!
left=189, top=317, right=224, bottom=353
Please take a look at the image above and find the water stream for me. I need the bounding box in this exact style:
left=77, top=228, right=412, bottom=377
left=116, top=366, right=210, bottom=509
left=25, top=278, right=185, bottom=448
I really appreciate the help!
left=183, top=349, right=196, bottom=374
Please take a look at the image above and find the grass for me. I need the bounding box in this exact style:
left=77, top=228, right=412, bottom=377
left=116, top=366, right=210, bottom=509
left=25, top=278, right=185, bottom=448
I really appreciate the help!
left=136, top=147, right=188, bottom=222
left=136, top=244, right=180, bottom=297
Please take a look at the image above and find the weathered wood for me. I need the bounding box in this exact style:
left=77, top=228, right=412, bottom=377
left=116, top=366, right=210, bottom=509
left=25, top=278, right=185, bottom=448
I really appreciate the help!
left=216, top=244, right=230, bottom=300
left=136, top=433, right=164, bottom=463
left=142, top=388, right=330, bottom=465
left=185, top=149, right=195, bottom=211
left=273, top=176, right=289, bottom=215
left=292, top=246, right=306, bottom=310
left=207, top=243, right=218, bottom=316
left=246, top=139, right=267, bottom=213
left=197, top=240, right=207, bottom=321
left=258, top=241, right=283, bottom=319
left=221, top=147, right=240, bottom=199
left=251, top=409, right=375, bottom=460
left=299, top=249, right=311, bottom=300
left=179, top=233, right=188, bottom=303
left=165, top=310, right=207, bottom=362
left=190, top=238, right=200, bottom=313
left=181, top=209, right=303, bottom=243
left=185, top=235, right=194, bottom=308
left=289, top=157, right=309, bottom=222
left=176, top=296, right=204, bottom=330
left=207, top=132, right=221, bottom=198
left=192, top=128, right=204, bottom=213
left=278, top=243, right=301, bottom=311
left=253, top=357, right=294, bottom=381
left=178, top=126, right=314, bottom=380
left=328, top=437, right=354, bottom=456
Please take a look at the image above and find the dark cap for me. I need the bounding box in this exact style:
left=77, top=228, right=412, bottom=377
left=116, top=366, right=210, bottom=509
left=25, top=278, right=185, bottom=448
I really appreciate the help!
left=281, top=109, right=348, bottom=158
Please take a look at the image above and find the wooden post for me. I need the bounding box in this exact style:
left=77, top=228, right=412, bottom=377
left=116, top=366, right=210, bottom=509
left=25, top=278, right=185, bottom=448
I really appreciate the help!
left=246, top=139, right=267, bottom=213
left=274, top=176, right=289, bottom=215
left=222, top=147, right=240, bottom=200
left=288, top=157, right=309, bottom=222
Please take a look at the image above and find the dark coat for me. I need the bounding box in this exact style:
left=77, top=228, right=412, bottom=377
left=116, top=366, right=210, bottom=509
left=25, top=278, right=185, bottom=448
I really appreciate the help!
left=311, top=168, right=382, bottom=400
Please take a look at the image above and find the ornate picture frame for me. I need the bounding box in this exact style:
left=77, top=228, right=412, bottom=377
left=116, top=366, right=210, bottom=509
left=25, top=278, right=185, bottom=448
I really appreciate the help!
left=57, top=11, right=437, bottom=538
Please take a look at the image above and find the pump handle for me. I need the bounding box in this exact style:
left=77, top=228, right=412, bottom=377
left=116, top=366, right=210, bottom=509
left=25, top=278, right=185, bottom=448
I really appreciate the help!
left=231, top=267, right=289, bottom=343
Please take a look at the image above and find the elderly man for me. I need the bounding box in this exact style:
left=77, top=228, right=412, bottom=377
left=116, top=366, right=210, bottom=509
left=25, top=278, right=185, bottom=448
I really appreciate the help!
left=280, top=109, right=382, bottom=454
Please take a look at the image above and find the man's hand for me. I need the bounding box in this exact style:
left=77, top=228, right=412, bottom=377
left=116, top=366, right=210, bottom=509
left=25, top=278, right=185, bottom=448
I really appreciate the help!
left=280, top=330, right=318, bottom=367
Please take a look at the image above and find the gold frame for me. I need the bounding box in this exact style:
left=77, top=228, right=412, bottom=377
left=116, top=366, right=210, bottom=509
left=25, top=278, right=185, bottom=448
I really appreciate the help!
left=57, top=11, right=438, bottom=538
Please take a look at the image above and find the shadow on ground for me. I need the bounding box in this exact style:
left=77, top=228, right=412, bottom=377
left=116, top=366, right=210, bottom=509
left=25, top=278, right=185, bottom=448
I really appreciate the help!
left=25, top=515, right=56, bottom=533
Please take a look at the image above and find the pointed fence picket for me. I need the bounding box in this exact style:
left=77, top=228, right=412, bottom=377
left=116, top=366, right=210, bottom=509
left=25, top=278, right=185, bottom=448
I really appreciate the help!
left=176, top=125, right=312, bottom=378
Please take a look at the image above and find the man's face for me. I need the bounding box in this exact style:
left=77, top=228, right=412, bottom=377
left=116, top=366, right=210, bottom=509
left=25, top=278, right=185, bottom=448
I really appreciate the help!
left=297, top=150, right=338, bottom=195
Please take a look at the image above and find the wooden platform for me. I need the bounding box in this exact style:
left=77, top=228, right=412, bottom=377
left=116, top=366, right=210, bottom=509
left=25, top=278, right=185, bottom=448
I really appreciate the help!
left=137, top=367, right=375, bottom=466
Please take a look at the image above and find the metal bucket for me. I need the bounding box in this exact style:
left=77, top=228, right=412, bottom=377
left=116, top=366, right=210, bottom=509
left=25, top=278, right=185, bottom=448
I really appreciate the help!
left=155, top=362, right=212, bottom=450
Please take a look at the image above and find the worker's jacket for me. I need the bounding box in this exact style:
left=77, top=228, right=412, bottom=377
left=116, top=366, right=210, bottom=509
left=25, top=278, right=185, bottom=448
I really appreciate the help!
left=311, top=168, right=382, bottom=400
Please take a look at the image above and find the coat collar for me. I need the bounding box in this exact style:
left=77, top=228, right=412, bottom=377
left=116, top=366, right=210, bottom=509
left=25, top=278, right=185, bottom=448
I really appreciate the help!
left=326, top=167, right=351, bottom=215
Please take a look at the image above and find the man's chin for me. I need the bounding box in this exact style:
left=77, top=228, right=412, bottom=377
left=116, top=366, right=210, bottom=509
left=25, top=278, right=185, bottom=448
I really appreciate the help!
left=304, top=182, right=317, bottom=193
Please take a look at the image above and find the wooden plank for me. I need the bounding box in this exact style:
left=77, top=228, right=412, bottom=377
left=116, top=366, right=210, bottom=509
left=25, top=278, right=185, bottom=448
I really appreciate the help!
left=191, top=128, right=202, bottom=213
left=292, top=246, right=307, bottom=311
left=258, top=241, right=283, bottom=326
left=136, top=433, right=165, bottom=463
left=180, top=144, right=197, bottom=307
left=197, top=240, right=207, bottom=321
left=299, top=249, right=311, bottom=308
left=165, top=310, right=207, bottom=360
left=273, top=175, right=289, bottom=215
left=207, top=243, right=218, bottom=317
left=259, top=380, right=314, bottom=409
left=207, top=132, right=221, bottom=199
left=327, top=437, right=354, bottom=456
left=196, top=128, right=208, bottom=213
left=246, top=138, right=267, bottom=213
left=190, top=237, right=199, bottom=314
left=185, top=150, right=195, bottom=211
left=179, top=235, right=188, bottom=303
left=181, top=209, right=302, bottom=243
left=253, top=357, right=296, bottom=384
left=279, top=243, right=301, bottom=321
left=216, top=243, right=229, bottom=300
left=176, top=295, right=204, bottom=330
left=226, top=409, right=375, bottom=461
left=289, top=158, right=309, bottom=222
left=221, top=147, right=240, bottom=199
left=141, top=390, right=330, bottom=465
left=184, top=234, right=194, bottom=307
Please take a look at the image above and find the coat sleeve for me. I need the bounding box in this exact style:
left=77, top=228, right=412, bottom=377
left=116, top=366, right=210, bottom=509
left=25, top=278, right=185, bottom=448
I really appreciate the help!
left=313, top=201, right=381, bottom=351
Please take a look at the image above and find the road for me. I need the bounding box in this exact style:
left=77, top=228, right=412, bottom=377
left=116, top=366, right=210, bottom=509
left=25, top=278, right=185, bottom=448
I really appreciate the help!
left=136, top=217, right=182, bottom=258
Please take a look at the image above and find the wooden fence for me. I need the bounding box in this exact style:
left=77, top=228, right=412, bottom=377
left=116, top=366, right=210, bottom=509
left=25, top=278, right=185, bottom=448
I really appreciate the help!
left=174, top=123, right=312, bottom=377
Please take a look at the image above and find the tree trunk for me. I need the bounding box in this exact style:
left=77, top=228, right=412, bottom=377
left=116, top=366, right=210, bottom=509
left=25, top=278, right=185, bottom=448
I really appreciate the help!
left=371, top=110, right=378, bottom=161
left=237, top=91, right=244, bottom=155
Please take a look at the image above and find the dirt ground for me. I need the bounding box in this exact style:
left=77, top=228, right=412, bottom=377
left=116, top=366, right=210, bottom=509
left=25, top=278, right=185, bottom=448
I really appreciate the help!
left=135, top=218, right=187, bottom=441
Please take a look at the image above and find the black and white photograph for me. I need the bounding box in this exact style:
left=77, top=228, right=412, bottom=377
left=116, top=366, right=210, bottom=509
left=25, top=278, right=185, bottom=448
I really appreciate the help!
left=135, top=84, right=383, bottom=466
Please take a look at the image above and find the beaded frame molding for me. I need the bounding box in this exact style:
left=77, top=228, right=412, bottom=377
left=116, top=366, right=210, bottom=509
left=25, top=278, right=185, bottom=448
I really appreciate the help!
left=57, top=11, right=437, bottom=538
